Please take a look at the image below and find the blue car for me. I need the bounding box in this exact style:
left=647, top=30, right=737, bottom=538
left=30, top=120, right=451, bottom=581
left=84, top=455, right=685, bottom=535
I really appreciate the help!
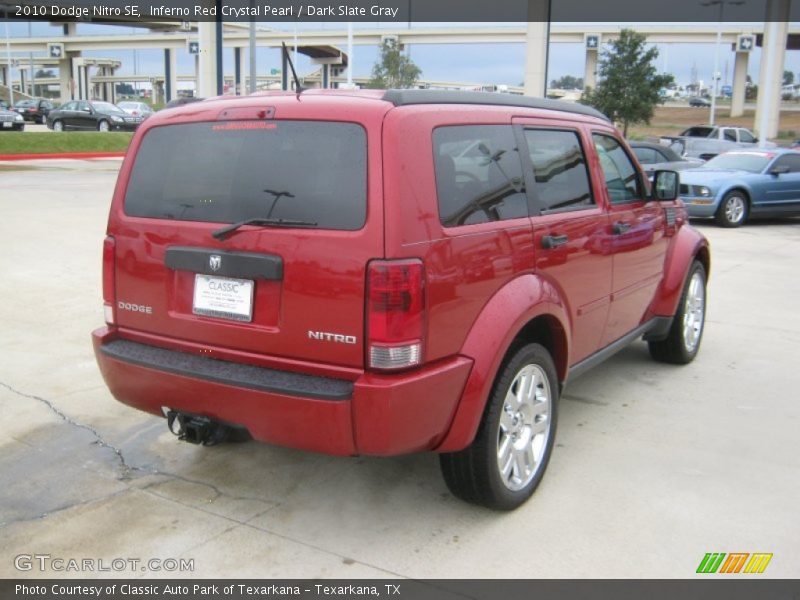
left=679, top=148, right=800, bottom=227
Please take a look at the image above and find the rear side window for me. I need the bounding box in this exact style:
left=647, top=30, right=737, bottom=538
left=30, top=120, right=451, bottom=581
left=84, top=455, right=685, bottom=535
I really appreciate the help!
left=433, top=125, right=528, bottom=227
left=524, top=129, right=594, bottom=212
left=124, top=121, right=367, bottom=230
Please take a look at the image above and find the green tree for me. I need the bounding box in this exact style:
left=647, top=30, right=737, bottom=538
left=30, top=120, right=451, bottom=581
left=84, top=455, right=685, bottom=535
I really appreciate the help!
left=366, top=39, right=421, bottom=89
left=550, top=75, right=584, bottom=90
left=783, top=70, right=794, bottom=86
left=581, top=29, right=673, bottom=137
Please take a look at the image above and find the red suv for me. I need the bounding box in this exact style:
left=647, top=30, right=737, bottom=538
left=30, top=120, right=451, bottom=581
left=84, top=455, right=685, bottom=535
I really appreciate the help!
left=93, top=90, right=709, bottom=510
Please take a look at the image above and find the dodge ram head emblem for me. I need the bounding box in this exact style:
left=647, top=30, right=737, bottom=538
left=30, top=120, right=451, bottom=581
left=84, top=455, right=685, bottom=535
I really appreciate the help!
left=209, top=255, right=222, bottom=272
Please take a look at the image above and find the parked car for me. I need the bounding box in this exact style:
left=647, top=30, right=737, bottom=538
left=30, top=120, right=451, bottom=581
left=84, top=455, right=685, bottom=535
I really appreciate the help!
left=92, top=90, right=709, bottom=510
left=117, top=101, right=154, bottom=119
left=629, top=141, right=704, bottom=178
left=689, top=97, right=711, bottom=107
left=0, top=100, right=8, bottom=110
left=662, top=124, right=775, bottom=161
left=12, top=98, right=54, bottom=124
left=46, top=100, right=144, bottom=132
left=679, top=148, right=800, bottom=227
left=0, top=108, right=25, bottom=131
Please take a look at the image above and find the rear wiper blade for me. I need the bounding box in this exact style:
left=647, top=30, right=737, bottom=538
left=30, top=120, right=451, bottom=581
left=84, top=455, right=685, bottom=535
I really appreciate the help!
left=212, top=217, right=318, bottom=240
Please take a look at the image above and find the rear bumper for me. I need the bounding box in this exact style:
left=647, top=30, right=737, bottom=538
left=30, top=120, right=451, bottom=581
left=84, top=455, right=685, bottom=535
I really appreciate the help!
left=92, top=327, right=472, bottom=457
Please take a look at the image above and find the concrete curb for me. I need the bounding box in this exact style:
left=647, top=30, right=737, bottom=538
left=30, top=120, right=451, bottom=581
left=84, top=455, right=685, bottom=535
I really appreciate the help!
left=0, top=152, right=126, bottom=161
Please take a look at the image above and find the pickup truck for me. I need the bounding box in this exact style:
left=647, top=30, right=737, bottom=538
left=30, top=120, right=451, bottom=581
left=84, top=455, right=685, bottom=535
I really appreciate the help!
left=662, top=125, right=775, bottom=161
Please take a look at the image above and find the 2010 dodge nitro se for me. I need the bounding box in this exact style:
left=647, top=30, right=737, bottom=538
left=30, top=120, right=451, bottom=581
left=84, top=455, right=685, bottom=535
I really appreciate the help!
left=93, top=89, right=709, bottom=510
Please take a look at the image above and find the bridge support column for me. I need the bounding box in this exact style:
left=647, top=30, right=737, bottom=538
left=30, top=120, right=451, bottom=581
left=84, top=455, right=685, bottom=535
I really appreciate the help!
left=164, top=48, right=177, bottom=103
left=1, top=65, right=7, bottom=86
left=755, top=0, right=789, bottom=142
left=523, top=21, right=549, bottom=97
left=322, top=64, right=330, bottom=89
left=18, top=70, right=26, bottom=95
left=730, top=50, right=748, bottom=117
left=58, top=58, right=72, bottom=102
left=585, top=48, right=598, bottom=91
left=234, top=47, right=243, bottom=95
left=153, top=81, right=165, bottom=105
left=72, top=59, right=85, bottom=100
left=197, top=21, right=219, bottom=98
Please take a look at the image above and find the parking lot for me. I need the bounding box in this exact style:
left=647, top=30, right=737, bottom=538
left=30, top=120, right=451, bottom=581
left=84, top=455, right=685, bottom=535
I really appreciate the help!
left=0, top=159, right=798, bottom=579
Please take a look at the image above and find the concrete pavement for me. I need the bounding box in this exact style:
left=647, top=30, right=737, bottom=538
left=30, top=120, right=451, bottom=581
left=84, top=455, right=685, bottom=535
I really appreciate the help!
left=0, top=160, right=798, bottom=579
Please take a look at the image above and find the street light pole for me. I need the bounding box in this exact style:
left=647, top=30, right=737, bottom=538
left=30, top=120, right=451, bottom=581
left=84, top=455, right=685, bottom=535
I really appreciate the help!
left=4, top=19, right=13, bottom=107
left=28, top=21, right=34, bottom=97
left=703, top=0, right=744, bottom=126
left=346, top=21, right=353, bottom=87
left=709, top=4, right=722, bottom=126
left=248, top=0, right=256, bottom=93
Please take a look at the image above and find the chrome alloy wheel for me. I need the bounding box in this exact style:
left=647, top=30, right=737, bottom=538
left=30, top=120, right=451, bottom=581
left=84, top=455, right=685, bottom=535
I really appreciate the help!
left=724, top=195, right=746, bottom=225
left=497, top=364, right=552, bottom=491
left=682, top=271, right=705, bottom=353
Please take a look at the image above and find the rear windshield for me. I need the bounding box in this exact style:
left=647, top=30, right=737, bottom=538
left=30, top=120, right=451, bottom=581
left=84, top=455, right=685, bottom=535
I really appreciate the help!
left=124, top=121, right=367, bottom=230
left=681, top=127, right=715, bottom=138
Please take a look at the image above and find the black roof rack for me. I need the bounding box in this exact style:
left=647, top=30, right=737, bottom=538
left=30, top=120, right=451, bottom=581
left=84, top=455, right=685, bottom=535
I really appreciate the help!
left=382, top=89, right=610, bottom=122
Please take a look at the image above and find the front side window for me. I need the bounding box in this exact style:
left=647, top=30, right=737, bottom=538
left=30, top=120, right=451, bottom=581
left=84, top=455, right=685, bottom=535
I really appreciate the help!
left=433, top=125, right=528, bottom=227
left=771, top=154, right=800, bottom=173
left=739, top=129, right=756, bottom=143
left=125, top=120, right=367, bottom=230
left=723, top=129, right=737, bottom=142
left=525, top=129, right=594, bottom=212
left=632, top=146, right=659, bottom=165
left=592, top=134, right=641, bottom=204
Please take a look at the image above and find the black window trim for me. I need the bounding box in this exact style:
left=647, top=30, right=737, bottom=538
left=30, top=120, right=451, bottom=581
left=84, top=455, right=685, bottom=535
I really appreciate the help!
left=516, top=124, right=598, bottom=217
left=590, top=130, right=649, bottom=207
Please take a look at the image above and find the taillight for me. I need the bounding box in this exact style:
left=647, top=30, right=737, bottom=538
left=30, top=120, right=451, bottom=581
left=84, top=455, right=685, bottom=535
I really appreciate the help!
left=367, top=259, right=425, bottom=370
left=103, top=236, right=116, bottom=324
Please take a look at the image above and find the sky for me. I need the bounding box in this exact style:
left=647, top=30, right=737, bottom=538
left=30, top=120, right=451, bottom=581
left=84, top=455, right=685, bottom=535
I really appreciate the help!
left=3, top=20, right=796, bottom=88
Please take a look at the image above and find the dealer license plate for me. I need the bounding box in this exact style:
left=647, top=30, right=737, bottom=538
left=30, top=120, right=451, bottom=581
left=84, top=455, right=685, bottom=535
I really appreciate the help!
left=192, top=274, right=254, bottom=322
left=2, top=122, right=11, bottom=128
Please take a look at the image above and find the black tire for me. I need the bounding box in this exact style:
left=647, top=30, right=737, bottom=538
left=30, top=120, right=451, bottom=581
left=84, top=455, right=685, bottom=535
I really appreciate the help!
left=440, top=343, right=558, bottom=510
left=52, top=120, right=63, bottom=132
left=715, top=190, right=748, bottom=227
left=649, top=260, right=707, bottom=364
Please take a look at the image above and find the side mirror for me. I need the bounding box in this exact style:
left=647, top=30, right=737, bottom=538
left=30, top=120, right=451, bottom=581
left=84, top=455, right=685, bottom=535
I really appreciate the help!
left=652, top=170, right=679, bottom=201
left=769, top=165, right=790, bottom=176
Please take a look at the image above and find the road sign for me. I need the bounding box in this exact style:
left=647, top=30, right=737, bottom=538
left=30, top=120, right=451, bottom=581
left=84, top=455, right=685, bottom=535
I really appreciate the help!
left=47, top=43, right=64, bottom=59
left=737, top=35, right=754, bottom=53
left=187, top=41, right=200, bottom=55
left=270, top=68, right=281, bottom=75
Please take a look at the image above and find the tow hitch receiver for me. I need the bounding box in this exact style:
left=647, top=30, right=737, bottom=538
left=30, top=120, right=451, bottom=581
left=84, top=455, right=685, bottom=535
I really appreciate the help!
left=167, top=410, right=231, bottom=446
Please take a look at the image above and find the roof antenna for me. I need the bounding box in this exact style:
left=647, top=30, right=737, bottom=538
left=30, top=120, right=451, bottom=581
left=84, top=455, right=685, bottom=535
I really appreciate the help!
left=282, top=42, right=303, bottom=95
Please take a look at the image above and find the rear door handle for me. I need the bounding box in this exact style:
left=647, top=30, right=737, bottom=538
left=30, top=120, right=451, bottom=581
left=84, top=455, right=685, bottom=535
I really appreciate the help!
left=612, top=221, right=632, bottom=235
left=541, top=234, right=569, bottom=249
